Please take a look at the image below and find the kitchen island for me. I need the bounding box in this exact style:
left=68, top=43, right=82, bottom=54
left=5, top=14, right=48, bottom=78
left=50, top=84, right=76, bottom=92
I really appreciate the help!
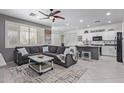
left=77, top=46, right=100, bottom=60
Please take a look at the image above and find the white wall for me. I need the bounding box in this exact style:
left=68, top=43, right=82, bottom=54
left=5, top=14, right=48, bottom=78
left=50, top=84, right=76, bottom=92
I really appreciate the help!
left=51, top=30, right=62, bottom=46
left=64, top=32, right=77, bottom=46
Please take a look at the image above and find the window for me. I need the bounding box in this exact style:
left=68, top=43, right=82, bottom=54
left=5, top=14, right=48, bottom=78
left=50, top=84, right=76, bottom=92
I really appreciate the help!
left=5, top=21, right=45, bottom=48
left=20, top=25, right=29, bottom=45
left=29, top=27, right=37, bottom=45
left=37, top=28, right=45, bottom=44
left=5, top=21, right=19, bottom=47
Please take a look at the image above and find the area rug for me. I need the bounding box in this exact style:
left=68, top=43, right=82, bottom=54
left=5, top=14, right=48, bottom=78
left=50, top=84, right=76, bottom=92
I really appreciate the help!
left=8, top=62, right=88, bottom=83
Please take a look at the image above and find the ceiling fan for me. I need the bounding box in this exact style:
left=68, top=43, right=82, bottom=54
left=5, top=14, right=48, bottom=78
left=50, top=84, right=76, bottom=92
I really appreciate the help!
left=38, top=9, right=65, bottom=22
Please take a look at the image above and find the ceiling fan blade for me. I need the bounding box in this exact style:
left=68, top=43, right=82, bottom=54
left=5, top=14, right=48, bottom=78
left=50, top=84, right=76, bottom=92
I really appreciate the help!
left=39, top=17, right=49, bottom=20
left=50, top=10, right=61, bottom=16
left=39, top=11, right=49, bottom=16
left=54, top=16, right=65, bottom=20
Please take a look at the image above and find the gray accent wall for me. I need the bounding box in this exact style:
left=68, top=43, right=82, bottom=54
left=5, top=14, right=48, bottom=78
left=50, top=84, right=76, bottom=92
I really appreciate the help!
left=0, top=14, right=51, bottom=63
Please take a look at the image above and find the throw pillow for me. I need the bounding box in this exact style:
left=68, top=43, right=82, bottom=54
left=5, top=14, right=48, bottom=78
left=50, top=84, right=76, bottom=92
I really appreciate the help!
left=17, top=48, right=28, bottom=56
left=43, top=46, right=49, bottom=53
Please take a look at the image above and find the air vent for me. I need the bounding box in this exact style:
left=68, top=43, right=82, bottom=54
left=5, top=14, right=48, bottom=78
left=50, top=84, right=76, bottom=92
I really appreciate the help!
left=29, top=13, right=36, bottom=17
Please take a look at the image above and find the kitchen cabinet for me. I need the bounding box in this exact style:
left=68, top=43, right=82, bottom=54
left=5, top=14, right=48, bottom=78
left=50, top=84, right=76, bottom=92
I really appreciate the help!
left=102, top=46, right=116, bottom=56
left=103, top=31, right=116, bottom=40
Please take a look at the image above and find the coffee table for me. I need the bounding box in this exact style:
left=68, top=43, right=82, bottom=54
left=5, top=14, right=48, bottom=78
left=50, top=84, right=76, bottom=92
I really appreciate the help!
left=28, top=55, right=54, bottom=75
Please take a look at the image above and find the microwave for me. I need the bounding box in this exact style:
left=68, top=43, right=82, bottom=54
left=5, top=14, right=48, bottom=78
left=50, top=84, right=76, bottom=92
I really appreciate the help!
left=93, top=36, right=102, bottom=41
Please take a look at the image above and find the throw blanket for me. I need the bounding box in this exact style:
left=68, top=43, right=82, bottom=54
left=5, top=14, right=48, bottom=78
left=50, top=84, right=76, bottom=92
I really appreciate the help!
left=56, top=47, right=78, bottom=63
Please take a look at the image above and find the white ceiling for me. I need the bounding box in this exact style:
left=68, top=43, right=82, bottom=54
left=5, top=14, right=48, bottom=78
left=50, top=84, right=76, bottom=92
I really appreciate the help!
left=0, top=9, right=124, bottom=31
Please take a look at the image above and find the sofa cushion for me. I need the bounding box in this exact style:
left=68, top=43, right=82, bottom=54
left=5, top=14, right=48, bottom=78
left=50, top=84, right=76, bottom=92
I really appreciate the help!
left=22, top=54, right=30, bottom=60
left=57, top=46, right=65, bottom=54
left=30, top=46, right=40, bottom=54
left=49, top=46, right=58, bottom=53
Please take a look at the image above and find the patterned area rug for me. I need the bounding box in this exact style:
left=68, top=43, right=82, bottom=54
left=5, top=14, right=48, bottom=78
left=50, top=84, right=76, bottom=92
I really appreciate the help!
left=9, top=62, right=88, bottom=83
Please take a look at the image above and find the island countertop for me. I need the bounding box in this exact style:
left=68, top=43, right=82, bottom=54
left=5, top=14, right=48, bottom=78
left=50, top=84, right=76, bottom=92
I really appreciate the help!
left=77, top=45, right=101, bottom=48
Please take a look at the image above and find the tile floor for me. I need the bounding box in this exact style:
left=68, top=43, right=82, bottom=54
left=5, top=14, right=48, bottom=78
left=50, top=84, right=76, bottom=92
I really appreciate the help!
left=77, top=56, right=124, bottom=83
left=1, top=56, right=124, bottom=83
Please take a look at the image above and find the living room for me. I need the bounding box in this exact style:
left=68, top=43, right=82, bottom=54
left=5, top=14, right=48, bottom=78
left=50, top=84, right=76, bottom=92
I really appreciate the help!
left=1, top=0, right=124, bottom=93
left=0, top=9, right=124, bottom=83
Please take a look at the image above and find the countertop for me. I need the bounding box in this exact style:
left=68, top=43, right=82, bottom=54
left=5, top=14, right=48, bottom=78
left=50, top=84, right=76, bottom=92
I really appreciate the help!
left=77, top=45, right=101, bottom=48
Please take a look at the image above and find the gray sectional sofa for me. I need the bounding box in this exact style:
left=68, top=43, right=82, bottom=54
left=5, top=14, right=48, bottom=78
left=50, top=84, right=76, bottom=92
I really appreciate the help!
left=14, top=45, right=77, bottom=68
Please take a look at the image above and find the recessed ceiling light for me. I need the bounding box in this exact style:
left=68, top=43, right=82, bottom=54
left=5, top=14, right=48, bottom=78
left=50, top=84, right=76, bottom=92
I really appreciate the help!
left=80, top=19, right=83, bottom=23
left=66, top=23, right=69, bottom=26
left=108, top=21, right=112, bottom=23
left=106, top=12, right=111, bottom=16
left=87, top=25, right=90, bottom=27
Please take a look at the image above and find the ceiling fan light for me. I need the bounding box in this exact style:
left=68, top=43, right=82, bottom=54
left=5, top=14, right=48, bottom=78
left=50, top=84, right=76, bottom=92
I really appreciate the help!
left=49, top=16, right=54, bottom=20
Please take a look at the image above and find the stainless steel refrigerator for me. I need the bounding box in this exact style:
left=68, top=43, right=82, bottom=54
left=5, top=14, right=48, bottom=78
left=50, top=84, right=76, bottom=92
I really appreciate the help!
left=116, top=32, right=123, bottom=63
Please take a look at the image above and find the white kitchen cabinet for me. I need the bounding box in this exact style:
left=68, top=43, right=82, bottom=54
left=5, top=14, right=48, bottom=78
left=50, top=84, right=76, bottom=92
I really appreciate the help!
left=103, top=31, right=116, bottom=40
left=102, top=46, right=116, bottom=56
left=108, top=46, right=116, bottom=56
left=102, top=46, right=109, bottom=56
